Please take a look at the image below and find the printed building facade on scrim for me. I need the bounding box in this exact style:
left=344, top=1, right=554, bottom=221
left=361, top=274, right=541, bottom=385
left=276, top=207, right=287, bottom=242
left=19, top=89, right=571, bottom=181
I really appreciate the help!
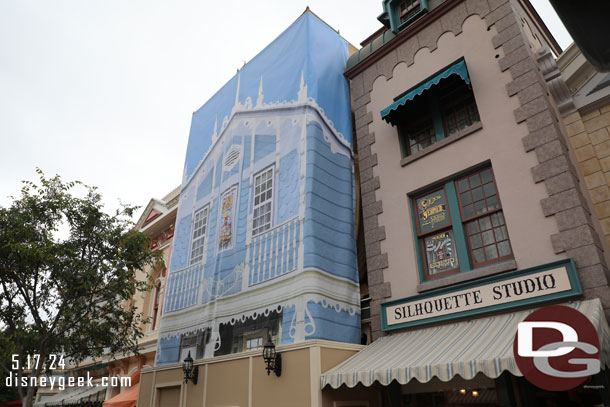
left=155, top=11, right=360, bottom=365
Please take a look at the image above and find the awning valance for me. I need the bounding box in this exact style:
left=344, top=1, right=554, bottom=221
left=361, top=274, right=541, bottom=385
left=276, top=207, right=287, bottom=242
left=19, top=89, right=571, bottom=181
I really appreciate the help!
left=321, top=299, right=610, bottom=389
left=34, top=384, right=106, bottom=406
left=103, top=383, right=139, bottom=407
left=380, top=58, right=471, bottom=123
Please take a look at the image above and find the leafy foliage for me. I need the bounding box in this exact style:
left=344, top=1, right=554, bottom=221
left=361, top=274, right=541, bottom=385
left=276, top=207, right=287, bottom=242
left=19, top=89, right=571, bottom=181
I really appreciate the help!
left=0, top=169, right=160, bottom=405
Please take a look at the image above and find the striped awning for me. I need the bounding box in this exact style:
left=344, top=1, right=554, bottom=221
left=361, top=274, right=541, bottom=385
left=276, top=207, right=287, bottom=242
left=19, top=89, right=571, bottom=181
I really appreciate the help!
left=321, top=299, right=610, bottom=389
left=34, top=384, right=106, bottom=406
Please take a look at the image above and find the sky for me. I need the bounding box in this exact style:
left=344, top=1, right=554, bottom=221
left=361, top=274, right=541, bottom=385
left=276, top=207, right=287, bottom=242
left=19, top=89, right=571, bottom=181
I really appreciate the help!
left=0, top=0, right=572, bottom=221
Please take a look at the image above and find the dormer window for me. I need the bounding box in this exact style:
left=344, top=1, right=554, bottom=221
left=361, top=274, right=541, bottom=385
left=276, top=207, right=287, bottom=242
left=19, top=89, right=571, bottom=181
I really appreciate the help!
left=378, top=0, right=429, bottom=33
left=398, top=0, right=421, bottom=24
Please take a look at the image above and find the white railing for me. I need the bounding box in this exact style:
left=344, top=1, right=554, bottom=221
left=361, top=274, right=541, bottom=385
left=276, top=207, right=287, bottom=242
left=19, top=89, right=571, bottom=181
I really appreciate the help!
left=164, top=263, right=202, bottom=312
left=248, top=217, right=299, bottom=286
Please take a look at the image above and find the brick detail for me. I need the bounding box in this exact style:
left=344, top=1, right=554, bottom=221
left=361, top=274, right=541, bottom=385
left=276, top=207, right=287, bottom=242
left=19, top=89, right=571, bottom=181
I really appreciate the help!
left=440, top=2, right=468, bottom=35
left=544, top=171, right=578, bottom=196
left=550, top=224, right=598, bottom=254
left=484, top=2, right=513, bottom=26
left=492, top=23, right=521, bottom=49
left=531, top=155, right=570, bottom=183
left=465, top=0, right=491, bottom=17
left=518, top=83, right=546, bottom=106
left=509, top=58, right=538, bottom=81
left=522, top=123, right=561, bottom=152
left=376, top=49, right=398, bottom=80
left=499, top=45, right=530, bottom=72
left=526, top=110, right=556, bottom=133
left=507, top=70, right=539, bottom=96
left=578, top=264, right=610, bottom=289
left=416, top=19, right=443, bottom=52
left=540, top=188, right=586, bottom=217
left=494, top=12, right=518, bottom=33
left=514, top=96, right=552, bottom=123
left=535, top=139, right=565, bottom=164
left=555, top=206, right=589, bottom=232
left=395, top=36, right=421, bottom=68
left=584, top=286, right=610, bottom=310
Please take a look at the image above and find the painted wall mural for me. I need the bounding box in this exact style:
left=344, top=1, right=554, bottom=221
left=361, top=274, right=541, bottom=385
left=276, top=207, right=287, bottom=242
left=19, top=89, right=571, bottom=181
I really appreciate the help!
left=155, top=11, right=359, bottom=365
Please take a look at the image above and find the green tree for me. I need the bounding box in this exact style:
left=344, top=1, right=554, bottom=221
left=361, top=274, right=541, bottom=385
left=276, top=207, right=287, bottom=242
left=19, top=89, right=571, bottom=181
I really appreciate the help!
left=0, top=170, right=160, bottom=407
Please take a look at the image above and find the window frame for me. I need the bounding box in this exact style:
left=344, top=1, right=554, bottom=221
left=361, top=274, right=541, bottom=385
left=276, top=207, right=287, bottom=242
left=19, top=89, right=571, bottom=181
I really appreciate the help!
left=440, top=91, right=480, bottom=138
left=410, top=165, right=513, bottom=283
left=189, top=205, right=209, bottom=265
left=455, top=168, right=514, bottom=269
left=392, top=0, right=428, bottom=32
left=251, top=166, right=275, bottom=237
left=398, top=114, right=436, bottom=157
left=412, top=185, right=460, bottom=280
left=392, top=68, right=480, bottom=160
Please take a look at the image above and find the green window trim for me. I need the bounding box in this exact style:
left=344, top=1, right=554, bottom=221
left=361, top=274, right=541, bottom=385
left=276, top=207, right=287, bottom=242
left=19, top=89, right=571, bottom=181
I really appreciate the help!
left=378, top=0, right=430, bottom=34
left=411, top=164, right=511, bottom=283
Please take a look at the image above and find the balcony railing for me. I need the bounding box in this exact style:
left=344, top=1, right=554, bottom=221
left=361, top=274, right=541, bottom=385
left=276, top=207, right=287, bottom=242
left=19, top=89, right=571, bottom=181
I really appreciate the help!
left=249, top=217, right=299, bottom=286
left=164, top=262, right=203, bottom=312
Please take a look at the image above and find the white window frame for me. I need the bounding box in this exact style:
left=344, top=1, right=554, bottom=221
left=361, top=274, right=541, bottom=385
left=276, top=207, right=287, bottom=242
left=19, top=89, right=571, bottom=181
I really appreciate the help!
left=189, top=205, right=209, bottom=265
left=252, top=166, right=274, bottom=236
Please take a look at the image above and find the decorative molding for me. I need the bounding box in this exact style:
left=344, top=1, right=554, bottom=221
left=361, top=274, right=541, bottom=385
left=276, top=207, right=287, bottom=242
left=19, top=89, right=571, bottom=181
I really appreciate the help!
left=536, top=47, right=577, bottom=117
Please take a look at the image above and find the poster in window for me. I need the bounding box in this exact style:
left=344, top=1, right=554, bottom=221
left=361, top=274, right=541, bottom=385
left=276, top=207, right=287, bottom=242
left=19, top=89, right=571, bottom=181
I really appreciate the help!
left=218, top=187, right=237, bottom=251
left=416, top=189, right=450, bottom=234
left=424, top=230, right=458, bottom=275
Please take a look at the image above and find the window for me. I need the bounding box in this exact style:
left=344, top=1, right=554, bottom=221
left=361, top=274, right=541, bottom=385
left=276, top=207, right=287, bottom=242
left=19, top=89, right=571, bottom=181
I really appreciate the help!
left=180, top=330, right=207, bottom=360
left=397, top=0, right=422, bottom=24
left=190, top=206, right=209, bottom=265
left=243, top=329, right=267, bottom=352
left=397, top=75, right=480, bottom=158
left=456, top=168, right=513, bottom=267
left=378, top=0, right=429, bottom=33
left=252, top=167, right=273, bottom=236
left=381, top=59, right=480, bottom=160
left=412, top=166, right=512, bottom=281
left=151, top=281, right=161, bottom=330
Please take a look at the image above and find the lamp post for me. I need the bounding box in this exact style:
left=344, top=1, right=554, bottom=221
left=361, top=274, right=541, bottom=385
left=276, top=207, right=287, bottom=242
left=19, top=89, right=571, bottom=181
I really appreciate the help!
left=262, top=338, right=282, bottom=377
left=182, top=351, right=199, bottom=384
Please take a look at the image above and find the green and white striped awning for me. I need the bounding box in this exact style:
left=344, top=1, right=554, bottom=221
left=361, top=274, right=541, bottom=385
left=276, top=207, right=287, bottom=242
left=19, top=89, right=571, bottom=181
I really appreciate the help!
left=321, top=299, right=610, bottom=389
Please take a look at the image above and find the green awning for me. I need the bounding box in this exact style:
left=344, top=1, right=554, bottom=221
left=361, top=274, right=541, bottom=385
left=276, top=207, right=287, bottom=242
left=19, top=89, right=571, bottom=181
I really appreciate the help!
left=380, top=58, right=471, bottom=122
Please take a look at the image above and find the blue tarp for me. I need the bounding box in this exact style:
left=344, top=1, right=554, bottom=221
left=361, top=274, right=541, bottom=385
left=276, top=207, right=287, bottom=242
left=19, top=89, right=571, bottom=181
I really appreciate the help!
left=380, top=58, right=471, bottom=122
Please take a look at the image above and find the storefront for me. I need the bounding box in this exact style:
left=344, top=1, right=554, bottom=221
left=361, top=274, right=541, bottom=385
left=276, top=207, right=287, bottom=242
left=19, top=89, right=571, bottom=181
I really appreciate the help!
left=321, top=260, right=610, bottom=406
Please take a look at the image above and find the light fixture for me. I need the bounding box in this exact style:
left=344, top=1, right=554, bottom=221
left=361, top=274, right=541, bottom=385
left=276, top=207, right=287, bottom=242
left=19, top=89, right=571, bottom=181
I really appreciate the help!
left=182, top=351, right=198, bottom=385
left=472, top=390, right=479, bottom=397
left=262, top=337, right=282, bottom=377
left=459, top=389, right=466, bottom=395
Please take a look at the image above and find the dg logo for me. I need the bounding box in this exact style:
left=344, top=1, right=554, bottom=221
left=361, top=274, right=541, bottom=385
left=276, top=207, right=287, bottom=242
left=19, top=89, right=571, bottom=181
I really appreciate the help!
left=513, top=304, right=601, bottom=391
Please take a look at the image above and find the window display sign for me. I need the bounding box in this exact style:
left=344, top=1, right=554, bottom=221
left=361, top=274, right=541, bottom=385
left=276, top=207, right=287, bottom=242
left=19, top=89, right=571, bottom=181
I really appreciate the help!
left=424, top=230, right=458, bottom=274
left=416, top=189, right=450, bottom=233
left=381, top=259, right=582, bottom=331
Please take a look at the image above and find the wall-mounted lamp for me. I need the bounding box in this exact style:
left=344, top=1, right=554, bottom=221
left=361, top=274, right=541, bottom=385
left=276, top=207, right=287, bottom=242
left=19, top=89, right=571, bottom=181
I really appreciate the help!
left=262, top=338, right=282, bottom=377
left=182, top=351, right=199, bottom=385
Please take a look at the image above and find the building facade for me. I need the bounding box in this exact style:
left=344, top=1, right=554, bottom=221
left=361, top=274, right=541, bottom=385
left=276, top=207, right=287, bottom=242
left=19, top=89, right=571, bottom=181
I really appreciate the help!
left=322, top=0, right=610, bottom=405
left=33, top=188, right=178, bottom=407
left=138, top=10, right=366, bottom=407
